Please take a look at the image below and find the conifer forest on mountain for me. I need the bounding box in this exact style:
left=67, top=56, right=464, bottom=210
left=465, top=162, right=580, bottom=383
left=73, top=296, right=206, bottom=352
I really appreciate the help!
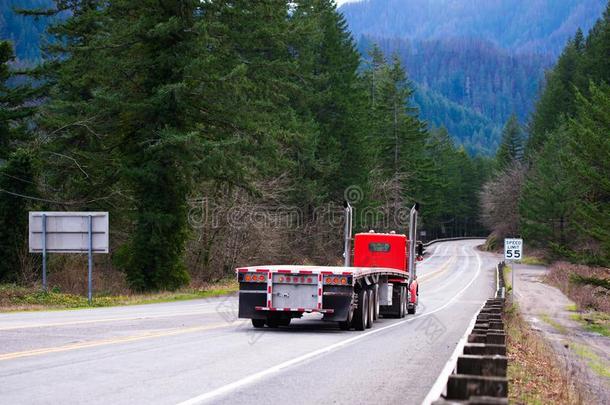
left=0, top=0, right=608, bottom=292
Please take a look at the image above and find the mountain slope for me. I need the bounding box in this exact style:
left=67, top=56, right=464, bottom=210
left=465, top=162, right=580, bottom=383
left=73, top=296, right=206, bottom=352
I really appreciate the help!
left=341, top=0, right=607, bottom=56
left=357, top=35, right=553, bottom=150
left=413, top=84, right=501, bottom=155
left=0, top=0, right=52, bottom=65
left=341, top=0, right=607, bottom=154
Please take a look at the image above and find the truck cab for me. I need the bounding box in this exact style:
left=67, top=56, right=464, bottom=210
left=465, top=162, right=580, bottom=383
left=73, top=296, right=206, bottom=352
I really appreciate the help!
left=353, top=232, right=408, bottom=271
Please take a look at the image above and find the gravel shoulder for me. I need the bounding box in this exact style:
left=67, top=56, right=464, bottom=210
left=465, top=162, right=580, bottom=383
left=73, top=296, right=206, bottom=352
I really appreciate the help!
left=512, top=263, right=610, bottom=403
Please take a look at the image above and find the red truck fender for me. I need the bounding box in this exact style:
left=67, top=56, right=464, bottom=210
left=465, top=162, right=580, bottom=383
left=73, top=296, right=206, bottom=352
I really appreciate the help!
left=409, top=280, right=419, bottom=304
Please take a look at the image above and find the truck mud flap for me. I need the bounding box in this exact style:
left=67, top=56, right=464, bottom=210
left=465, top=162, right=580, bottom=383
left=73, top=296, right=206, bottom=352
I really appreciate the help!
left=321, top=293, right=352, bottom=321
left=238, top=283, right=267, bottom=320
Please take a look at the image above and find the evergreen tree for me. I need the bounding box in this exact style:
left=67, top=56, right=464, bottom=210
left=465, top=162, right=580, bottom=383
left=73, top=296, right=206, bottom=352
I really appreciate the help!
left=520, top=127, right=579, bottom=253
left=527, top=35, right=584, bottom=155
left=496, top=114, right=524, bottom=171
left=32, top=0, right=214, bottom=290
left=565, top=83, right=610, bottom=264
left=581, top=2, right=610, bottom=86
left=291, top=0, right=371, bottom=203
left=520, top=8, right=610, bottom=265
left=0, top=41, right=38, bottom=282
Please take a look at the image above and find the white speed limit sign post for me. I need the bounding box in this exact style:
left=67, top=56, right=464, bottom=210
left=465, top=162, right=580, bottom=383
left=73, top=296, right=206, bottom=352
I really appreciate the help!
left=504, top=238, right=523, bottom=294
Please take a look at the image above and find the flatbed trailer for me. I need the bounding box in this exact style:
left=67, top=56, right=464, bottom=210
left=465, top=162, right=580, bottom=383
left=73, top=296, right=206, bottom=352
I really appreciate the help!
left=236, top=203, right=420, bottom=331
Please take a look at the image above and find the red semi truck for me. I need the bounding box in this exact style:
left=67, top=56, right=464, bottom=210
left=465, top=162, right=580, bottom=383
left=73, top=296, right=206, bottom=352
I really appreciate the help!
left=236, top=203, right=421, bottom=330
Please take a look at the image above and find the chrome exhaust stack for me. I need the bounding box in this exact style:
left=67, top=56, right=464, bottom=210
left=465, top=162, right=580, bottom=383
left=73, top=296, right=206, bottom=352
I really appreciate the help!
left=343, top=201, right=353, bottom=267
left=408, top=203, right=419, bottom=282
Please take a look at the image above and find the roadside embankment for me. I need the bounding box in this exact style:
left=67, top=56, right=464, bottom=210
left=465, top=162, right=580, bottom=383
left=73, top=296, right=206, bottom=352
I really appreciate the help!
left=0, top=279, right=237, bottom=312
left=505, top=262, right=610, bottom=404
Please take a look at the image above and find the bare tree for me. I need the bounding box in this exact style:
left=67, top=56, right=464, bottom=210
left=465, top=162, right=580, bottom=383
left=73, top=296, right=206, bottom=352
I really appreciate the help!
left=480, top=162, right=526, bottom=240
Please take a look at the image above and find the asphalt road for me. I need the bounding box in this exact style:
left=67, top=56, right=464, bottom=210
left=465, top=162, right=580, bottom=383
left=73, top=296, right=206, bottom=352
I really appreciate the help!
left=0, top=240, right=497, bottom=405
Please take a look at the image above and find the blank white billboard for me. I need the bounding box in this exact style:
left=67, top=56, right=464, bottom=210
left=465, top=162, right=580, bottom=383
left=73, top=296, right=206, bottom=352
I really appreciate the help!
left=29, top=212, right=109, bottom=253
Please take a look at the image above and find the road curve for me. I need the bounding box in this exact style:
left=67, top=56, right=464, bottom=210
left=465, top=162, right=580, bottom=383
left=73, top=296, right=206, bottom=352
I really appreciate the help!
left=0, top=240, right=498, bottom=405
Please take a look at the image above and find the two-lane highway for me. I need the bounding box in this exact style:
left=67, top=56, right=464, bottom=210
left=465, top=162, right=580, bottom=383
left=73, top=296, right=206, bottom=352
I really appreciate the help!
left=0, top=240, right=499, bottom=405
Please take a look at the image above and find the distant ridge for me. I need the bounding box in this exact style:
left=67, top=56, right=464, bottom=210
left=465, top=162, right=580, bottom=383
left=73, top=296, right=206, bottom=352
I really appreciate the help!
left=340, top=0, right=607, bottom=153
left=340, top=0, right=606, bottom=56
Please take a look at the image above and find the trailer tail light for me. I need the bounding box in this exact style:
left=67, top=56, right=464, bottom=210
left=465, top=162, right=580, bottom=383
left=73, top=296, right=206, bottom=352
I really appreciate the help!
left=241, top=273, right=267, bottom=283
left=272, top=274, right=316, bottom=284
left=324, top=276, right=350, bottom=285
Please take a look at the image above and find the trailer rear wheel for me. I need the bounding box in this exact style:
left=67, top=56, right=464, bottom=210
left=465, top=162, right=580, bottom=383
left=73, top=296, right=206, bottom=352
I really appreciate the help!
left=399, top=286, right=406, bottom=318
left=352, top=288, right=368, bottom=331
left=372, top=284, right=380, bottom=321
left=252, top=319, right=265, bottom=328
left=366, top=289, right=374, bottom=329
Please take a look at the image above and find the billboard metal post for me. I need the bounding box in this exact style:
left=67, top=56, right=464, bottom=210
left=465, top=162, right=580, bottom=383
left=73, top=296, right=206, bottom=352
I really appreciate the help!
left=88, top=215, right=93, bottom=305
left=42, top=213, right=47, bottom=292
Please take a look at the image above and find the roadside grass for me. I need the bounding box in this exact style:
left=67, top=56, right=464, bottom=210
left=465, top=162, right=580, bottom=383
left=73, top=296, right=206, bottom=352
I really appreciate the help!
left=503, top=264, right=512, bottom=294
left=569, top=342, right=610, bottom=379
left=539, top=312, right=568, bottom=334
left=566, top=306, right=610, bottom=338
left=0, top=279, right=238, bottom=312
left=505, top=302, right=580, bottom=404
left=518, top=256, right=548, bottom=266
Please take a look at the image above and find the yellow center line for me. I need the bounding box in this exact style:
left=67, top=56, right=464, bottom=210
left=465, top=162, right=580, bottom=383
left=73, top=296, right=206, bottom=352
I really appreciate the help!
left=0, top=322, right=230, bottom=362
left=418, top=255, right=458, bottom=284
left=0, top=309, right=223, bottom=331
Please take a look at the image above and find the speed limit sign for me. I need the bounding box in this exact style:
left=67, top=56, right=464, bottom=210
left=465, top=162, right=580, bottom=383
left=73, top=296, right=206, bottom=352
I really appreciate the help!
left=504, top=238, right=523, bottom=260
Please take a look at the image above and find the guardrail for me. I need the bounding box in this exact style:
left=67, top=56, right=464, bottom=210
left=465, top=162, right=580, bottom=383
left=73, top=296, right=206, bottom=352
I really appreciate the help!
left=422, top=236, right=487, bottom=248
left=430, top=262, right=508, bottom=404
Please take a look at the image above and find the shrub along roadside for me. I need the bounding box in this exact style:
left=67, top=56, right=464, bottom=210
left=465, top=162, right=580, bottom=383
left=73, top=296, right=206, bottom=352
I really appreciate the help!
left=546, top=261, right=609, bottom=313
left=0, top=280, right=237, bottom=312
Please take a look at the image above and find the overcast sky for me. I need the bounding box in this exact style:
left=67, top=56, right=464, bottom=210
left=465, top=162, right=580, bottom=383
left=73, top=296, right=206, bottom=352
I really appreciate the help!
left=335, top=0, right=360, bottom=6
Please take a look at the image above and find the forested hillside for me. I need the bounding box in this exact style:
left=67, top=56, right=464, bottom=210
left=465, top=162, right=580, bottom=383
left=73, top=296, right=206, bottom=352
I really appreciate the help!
left=0, top=0, right=52, bottom=65
left=3, top=0, right=605, bottom=154
left=358, top=36, right=553, bottom=154
left=481, top=2, right=610, bottom=266
left=0, top=1, right=489, bottom=292
left=341, top=0, right=606, bottom=153
left=341, top=0, right=606, bottom=55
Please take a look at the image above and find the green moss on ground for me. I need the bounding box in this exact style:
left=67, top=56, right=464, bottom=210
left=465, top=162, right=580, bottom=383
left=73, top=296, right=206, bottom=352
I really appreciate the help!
left=0, top=281, right=237, bottom=312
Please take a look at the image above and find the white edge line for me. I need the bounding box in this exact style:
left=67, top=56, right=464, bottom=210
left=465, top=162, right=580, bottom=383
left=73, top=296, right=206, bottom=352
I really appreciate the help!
left=175, top=243, right=484, bottom=405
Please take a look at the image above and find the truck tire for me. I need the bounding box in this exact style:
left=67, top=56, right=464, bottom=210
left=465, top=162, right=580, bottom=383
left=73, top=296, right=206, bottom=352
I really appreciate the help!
left=352, top=288, right=368, bottom=331
left=372, top=284, right=380, bottom=321
left=267, top=314, right=291, bottom=328
left=408, top=285, right=418, bottom=314
left=399, top=286, right=406, bottom=318
left=366, top=289, right=374, bottom=329
left=252, top=319, right=265, bottom=328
